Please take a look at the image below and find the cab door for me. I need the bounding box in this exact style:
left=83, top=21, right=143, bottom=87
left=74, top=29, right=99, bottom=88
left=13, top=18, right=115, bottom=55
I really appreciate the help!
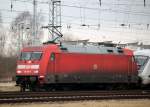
left=46, top=53, right=56, bottom=83
left=47, top=53, right=55, bottom=73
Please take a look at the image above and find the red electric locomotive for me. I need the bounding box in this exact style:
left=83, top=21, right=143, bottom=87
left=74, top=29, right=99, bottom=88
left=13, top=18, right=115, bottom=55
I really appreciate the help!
left=16, top=42, right=138, bottom=91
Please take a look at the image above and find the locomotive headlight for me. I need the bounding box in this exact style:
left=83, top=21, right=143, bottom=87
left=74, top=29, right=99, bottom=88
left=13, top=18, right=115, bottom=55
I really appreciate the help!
left=34, top=70, right=39, bottom=74
left=39, top=75, right=44, bottom=78
left=17, top=65, right=25, bottom=69
left=31, top=65, right=39, bottom=69
left=17, top=70, right=22, bottom=74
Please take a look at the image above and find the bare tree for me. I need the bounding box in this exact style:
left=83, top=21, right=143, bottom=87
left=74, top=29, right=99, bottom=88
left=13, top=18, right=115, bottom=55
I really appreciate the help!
left=0, top=11, right=6, bottom=56
left=10, top=11, right=44, bottom=55
left=36, top=11, right=45, bottom=43
left=11, top=11, right=32, bottom=49
left=0, top=11, right=2, bottom=27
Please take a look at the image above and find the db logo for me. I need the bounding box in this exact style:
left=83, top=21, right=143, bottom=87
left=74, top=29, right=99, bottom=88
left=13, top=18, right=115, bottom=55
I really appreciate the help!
left=93, top=64, right=98, bottom=70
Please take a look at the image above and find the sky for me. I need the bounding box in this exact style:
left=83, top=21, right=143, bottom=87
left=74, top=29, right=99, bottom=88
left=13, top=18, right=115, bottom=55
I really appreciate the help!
left=0, top=0, right=150, bottom=44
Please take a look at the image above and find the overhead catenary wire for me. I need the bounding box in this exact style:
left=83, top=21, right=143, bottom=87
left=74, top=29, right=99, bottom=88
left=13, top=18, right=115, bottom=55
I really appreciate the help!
left=0, top=0, right=149, bottom=33
left=6, top=0, right=150, bottom=33
left=0, top=0, right=148, bottom=48
left=1, top=7, right=150, bottom=26
left=1, top=8, right=149, bottom=27
left=8, top=0, right=148, bottom=31
left=10, top=0, right=150, bottom=16
left=1, top=8, right=150, bottom=32
left=13, top=0, right=150, bottom=7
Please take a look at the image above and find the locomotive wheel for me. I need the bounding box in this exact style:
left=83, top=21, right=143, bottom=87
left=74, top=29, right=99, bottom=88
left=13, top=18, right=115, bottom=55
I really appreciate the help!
left=29, top=84, right=39, bottom=92
left=20, top=84, right=26, bottom=92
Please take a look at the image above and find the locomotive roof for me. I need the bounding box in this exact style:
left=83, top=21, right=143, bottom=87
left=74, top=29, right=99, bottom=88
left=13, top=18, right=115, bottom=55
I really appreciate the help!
left=21, top=43, right=128, bottom=55
left=134, top=49, right=150, bottom=57
left=61, top=43, right=124, bottom=54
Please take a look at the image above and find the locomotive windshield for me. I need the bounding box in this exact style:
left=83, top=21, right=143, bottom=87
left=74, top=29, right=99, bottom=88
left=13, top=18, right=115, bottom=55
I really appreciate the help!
left=20, top=52, right=42, bottom=60
left=134, top=55, right=149, bottom=72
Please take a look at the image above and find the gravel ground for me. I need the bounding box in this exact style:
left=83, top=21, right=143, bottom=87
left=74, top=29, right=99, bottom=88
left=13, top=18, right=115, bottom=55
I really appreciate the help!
left=0, top=82, right=19, bottom=92
left=0, top=99, right=150, bottom=107
left=0, top=84, right=150, bottom=107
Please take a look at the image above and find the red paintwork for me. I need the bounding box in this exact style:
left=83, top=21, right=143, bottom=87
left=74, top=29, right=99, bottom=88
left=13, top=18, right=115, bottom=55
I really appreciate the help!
left=123, top=48, right=134, bottom=55
left=51, top=53, right=137, bottom=75
left=16, top=44, right=137, bottom=84
left=16, top=44, right=61, bottom=77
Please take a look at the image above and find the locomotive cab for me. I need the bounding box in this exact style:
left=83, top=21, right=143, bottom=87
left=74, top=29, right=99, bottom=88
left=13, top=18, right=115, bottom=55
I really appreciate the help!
left=17, top=51, right=42, bottom=74
left=16, top=51, right=43, bottom=91
left=16, top=44, right=61, bottom=91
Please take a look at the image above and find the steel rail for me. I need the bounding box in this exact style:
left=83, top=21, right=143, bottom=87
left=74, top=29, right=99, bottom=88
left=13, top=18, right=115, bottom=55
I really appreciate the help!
left=0, top=90, right=150, bottom=104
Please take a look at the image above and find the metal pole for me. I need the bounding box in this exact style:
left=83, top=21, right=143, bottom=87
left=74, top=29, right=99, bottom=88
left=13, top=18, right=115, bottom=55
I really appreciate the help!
left=33, top=0, right=37, bottom=45
left=144, top=0, right=146, bottom=7
left=47, top=0, right=62, bottom=41
left=49, top=0, right=51, bottom=24
left=98, top=0, right=101, bottom=7
left=21, top=23, right=24, bottom=48
left=18, top=24, right=21, bottom=51
left=59, top=0, right=62, bottom=34
left=52, top=0, right=55, bottom=39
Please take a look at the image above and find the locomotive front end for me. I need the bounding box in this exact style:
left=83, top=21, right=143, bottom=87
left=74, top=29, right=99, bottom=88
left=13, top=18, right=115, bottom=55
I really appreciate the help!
left=16, top=51, right=43, bottom=91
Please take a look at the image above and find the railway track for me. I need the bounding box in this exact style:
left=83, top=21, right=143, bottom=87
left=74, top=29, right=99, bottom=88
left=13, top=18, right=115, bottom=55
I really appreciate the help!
left=0, top=90, right=150, bottom=104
